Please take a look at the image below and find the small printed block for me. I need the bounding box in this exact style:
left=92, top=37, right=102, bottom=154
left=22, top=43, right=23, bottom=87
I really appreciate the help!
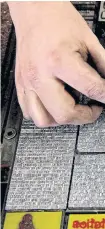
left=69, top=154, right=105, bottom=208
left=68, top=214, right=105, bottom=229
left=4, top=211, right=62, bottom=229
left=77, top=110, right=105, bottom=152
left=6, top=119, right=77, bottom=210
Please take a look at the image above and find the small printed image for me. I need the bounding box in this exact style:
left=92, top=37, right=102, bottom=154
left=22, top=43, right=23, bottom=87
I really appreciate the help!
left=4, top=211, right=62, bottom=229
left=18, top=214, right=35, bottom=229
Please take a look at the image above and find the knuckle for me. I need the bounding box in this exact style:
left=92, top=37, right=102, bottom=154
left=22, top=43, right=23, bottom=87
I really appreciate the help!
left=91, top=115, right=98, bottom=123
left=55, top=113, right=74, bottom=125
left=89, top=114, right=97, bottom=124
left=88, top=109, right=96, bottom=123
left=48, top=48, right=62, bottom=68
left=90, top=107, right=102, bottom=123
left=26, top=63, right=40, bottom=89
left=86, top=81, right=104, bottom=100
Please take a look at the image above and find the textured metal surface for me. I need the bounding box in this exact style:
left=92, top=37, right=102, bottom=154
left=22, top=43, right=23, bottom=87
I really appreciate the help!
left=77, top=110, right=105, bottom=152
left=6, top=120, right=77, bottom=210
left=2, top=1, right=105, bottom=216
left=69, top=154, right=105, bottom=209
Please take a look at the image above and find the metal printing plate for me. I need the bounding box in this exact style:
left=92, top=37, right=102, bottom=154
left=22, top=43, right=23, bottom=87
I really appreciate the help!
left=77, top=110, right=105, bottom=152
left=69, top=154, right=105, bottom=209
left=6, top=120, right=77, bottom=210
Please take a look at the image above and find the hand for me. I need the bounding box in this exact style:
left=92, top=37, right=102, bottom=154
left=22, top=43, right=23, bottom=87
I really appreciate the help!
left=9, top=2, right=105, bottom=126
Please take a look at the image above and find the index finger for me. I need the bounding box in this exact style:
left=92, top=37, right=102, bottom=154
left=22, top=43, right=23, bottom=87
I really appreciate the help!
left=54, top=54, right=105, bottom=104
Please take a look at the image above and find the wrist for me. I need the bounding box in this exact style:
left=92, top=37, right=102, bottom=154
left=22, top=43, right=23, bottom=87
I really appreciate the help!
left=8, top=2, right=40, bottom=39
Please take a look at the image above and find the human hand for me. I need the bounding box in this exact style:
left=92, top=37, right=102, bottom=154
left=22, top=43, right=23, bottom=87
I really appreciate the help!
left=8, top=2, right=105, bottom=126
